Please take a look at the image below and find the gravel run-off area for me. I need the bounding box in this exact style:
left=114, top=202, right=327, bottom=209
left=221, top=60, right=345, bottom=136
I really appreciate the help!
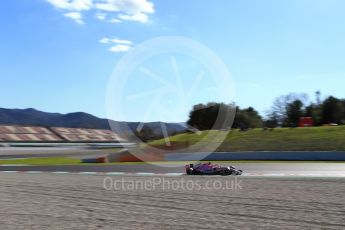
left=0, top=174, right=344, bottom=230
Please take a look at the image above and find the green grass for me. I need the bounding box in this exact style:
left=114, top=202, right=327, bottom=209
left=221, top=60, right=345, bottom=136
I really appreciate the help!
left=148, top=125, right=345, bottom=152
left=1, top=126, right=344, bottom=165
left=0, top=157, right=81, bottom=165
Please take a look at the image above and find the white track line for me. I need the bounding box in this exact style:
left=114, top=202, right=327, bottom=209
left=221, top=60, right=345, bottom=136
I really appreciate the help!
left=0, top=164, right=30, bottom=166
left=78, top=172, right=97, bottom=175
left=25, top=171, right=43, bottom=174
left=104, top=172, right=126, bottom=176
left=51, top=171, right=70, bottom=174
left=0, top=171, right=344, bottom=178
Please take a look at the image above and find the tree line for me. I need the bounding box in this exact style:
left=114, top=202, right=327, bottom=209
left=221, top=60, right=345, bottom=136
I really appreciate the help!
left=134, top=92, right=345, bottom=141
left=187, top=92, right=345, bottom=130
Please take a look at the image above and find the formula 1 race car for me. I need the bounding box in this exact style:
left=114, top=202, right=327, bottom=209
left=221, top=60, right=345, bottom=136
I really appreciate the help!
left=185, top=162, right=243, bottom=176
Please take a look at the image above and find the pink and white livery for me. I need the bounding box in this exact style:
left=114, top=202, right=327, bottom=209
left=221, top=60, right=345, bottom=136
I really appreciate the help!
left=185, top=162, right=243, bottom=176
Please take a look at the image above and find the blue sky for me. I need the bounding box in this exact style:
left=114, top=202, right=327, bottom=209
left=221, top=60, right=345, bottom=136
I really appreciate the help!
left=1, top=0, right=345, bottom=122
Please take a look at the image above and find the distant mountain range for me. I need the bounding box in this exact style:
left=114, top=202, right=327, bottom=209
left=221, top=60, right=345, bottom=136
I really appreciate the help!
left=0, top=108, right=187, bottom=135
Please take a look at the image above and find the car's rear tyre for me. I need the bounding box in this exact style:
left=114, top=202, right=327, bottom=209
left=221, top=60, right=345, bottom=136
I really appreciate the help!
left=186, top=169, right=193, bottom=175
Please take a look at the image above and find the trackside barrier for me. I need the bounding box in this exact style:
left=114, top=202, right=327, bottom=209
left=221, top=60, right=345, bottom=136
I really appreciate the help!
left=81, top=151, right=345, bottom=163
left=166, top=151, right=345, bottom=161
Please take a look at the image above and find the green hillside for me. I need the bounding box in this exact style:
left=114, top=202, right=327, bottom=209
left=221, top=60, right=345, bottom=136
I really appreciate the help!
left=148, top=126, right=345, bottom=152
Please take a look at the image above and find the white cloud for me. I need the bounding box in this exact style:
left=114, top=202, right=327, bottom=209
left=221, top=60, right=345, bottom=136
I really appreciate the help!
left=99, top=37, right=132, bottom=45
left=47, top=0, right=92, bottom=24
left=100, top=37, right=133, bottom=52
left=64, top=12, right=84, bottom=24
left=112, top=39, right=132, bottom=44
left=95, top=0, right=154, bottom=13
left=46, top=0, right=151, bottom=53
left=118, top=12, right=148, bottom=23
left=95, top=12, right=107, bottom=20
left=47, top=0, right=93, bottom=11
left=109, top=44, right=131, bottom=52
left=95, top=0, right=154, bottom=23
left=109, top=18, right=122, bottom=23
left=99, top=37, right=111, bottom=44
left=47, top=0, right=155, bottom=24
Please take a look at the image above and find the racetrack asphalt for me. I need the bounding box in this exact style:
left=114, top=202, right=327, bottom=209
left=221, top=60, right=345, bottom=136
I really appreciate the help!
left=1, top=173, right=344, bottom=229
left=1, top=147, right=345, bottom=177
left=1, top=153, right=344, bottom=228
left=1, top=163, right=345, bottom=178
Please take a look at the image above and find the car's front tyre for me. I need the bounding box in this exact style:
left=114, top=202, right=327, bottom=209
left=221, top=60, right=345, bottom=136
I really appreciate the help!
left=222, top=169, right=231, bottom=176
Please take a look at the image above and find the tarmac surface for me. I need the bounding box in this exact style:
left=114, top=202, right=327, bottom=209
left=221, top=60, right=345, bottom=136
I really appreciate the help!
left=0, top=173, right=344, bottom=229
left=1, top=163, right=345, bottom=177
left=2, top=147, right=345, bottom=161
